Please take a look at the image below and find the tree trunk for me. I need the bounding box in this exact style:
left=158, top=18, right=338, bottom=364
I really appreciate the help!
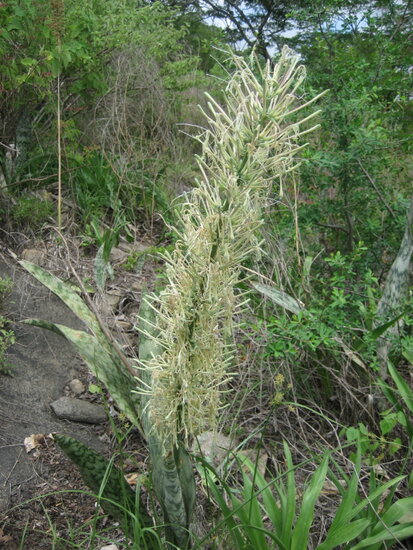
left=375, top=195, right=413, bottom=378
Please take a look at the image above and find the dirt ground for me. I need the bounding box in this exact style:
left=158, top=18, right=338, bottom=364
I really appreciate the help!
left=0, top=234, right=159, bottom=549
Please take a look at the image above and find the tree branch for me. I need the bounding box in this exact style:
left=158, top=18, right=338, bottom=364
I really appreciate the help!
left=357, top=159, right=396, bottom=220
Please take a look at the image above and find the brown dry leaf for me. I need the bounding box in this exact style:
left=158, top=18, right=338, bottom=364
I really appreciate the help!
left=321, top=478, right=347, bottom=495
left=24, top=433, right=46, bottom=453
left=124, top=472, right=146, bottom=488
left=0, top=527, right=13, bottom=543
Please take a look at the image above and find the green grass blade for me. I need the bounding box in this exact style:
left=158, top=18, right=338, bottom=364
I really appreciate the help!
left=291, top=453, right=329, bottom=550
left=238, top=464, right=266, bottom=549
left=347, top=476, right=405, bottom=521
left=316, top=518, right=370, bottom=550
left=282, top=441, right=297, bottom=543
left=387, top=361, right=413, bottom=413
left=324, top=444, right=361, bottom=535
left=370, top=497, right=413, bottom=535
left=232, top=497, right=266, bottom=549
left=238, top=453, right=283, bottom=534
left=202, top=462, right=248, bottom=549
left=326, top=469, right=359, bottom=532
left=370, top=313, right=406, bottom=339
left=351, top=524, right=413, bottom=549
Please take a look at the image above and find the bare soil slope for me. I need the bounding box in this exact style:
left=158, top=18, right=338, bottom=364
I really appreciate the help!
left=0, top=254, right=107, bottom=513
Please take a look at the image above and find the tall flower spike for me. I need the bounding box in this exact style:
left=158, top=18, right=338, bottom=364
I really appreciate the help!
left=137, top=46, right=325, bottom=452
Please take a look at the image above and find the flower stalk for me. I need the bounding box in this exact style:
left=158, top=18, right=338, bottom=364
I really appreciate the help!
left=138, top=46, right=324, bottom=452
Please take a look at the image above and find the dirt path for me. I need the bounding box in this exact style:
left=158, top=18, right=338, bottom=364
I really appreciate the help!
left=0, top=254, right=107, bottom=513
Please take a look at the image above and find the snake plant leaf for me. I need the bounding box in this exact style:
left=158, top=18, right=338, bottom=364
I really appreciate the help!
left=53, top=433, right=158, bottom=546
left=94, top=243, right=114, bottom=291
left=23, top=318, right=142, bottom=429
left=138, top=296, right=195, bottom=549
left=19, top=260, right=102, bottom=336
left=251, top=282, right=304, bottom=315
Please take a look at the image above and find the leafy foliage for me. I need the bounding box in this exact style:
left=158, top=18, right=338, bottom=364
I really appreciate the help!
left=288, top=0, right=412, bottom=261
left=198, top=442, right=413, bottom=550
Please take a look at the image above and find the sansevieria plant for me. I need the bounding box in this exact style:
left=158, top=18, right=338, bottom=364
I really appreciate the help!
left=20, top=46, right=323, bottom=548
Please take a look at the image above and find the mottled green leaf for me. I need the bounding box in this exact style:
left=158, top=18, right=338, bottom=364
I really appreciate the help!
left=94, top=244, right=114, bottom=291
left=54, top=433, right=157, bottom=546
left=19, top=260, right=101, bottom=335
left=252, top=282, right=304, bottom=314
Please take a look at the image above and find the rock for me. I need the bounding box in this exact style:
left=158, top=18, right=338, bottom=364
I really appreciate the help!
left=109, top=247, right=129, bottom=263
left=95, top=291, right=122, bottom=317
left=239, top=449, right=269, bottom=477
left=100, top=545, right=119, bottom=550
left=110, top=242, right=152, bottom=263
left=21, top=248, right=46, bottom=265
left=105, top=290, right=122, bottom=308
left=192, top=431, right=237, bottom=465
left=50, top=397, right=106, bottom=424
left=68, top=378, right=85, bottom=395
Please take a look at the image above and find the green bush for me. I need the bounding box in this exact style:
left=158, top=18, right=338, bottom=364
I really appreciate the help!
left=262, top=244, right=380, bottom=400
left=11, top=195, right=54, bottom=227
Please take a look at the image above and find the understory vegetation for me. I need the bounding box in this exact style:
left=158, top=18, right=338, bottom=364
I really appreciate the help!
left=1, top=0, right=413, bottom=548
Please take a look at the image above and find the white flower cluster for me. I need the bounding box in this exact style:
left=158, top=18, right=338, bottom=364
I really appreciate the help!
left=137, top=46, right=324, bottom=451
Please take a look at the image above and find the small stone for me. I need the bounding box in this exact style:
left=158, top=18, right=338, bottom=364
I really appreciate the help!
left=193, top=431, right=236, bottom=465
left=239, top=449, right=268, bottom=477
left=21, top=248, right=46, bottom=265
left=68, top=379, right=85, bottom=395
left=95, top=292, right=122, bottom=317
left=50, top=397, right=107, bottom=424
left=105, top=290, right=122, bottom=308
left=100, top=545, right=119, bottom=550
left=109, top=247, right=128, bottom=262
